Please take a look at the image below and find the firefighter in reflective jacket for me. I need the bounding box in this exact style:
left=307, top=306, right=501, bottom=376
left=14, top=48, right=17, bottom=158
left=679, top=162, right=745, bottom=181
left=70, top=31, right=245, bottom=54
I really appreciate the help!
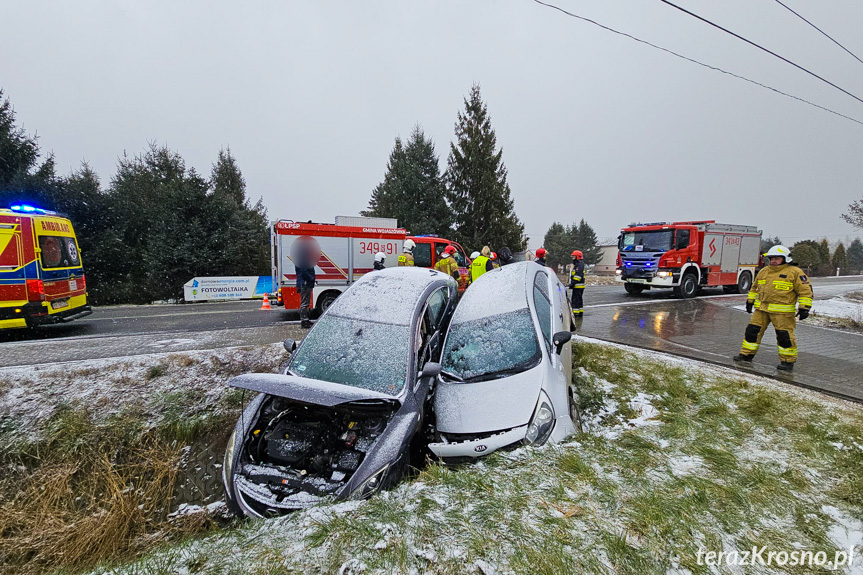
left=470, top=246, right=494, bottom=282
left=398, top=239, right=416, bottom=266
left=734, top=245, right=813, bottom=372
left=435, top=245, right=460, bottom=279
left=569, top=250, right=586, bottom=316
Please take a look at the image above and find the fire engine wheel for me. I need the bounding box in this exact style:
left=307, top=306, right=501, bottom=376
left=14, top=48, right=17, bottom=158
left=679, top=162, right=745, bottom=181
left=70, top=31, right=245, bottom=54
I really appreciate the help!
left=674, top=273, right=699, bottom=298
left=315, top=291, right=340, bottom=314
left=624, top=283, right=645, bottom=295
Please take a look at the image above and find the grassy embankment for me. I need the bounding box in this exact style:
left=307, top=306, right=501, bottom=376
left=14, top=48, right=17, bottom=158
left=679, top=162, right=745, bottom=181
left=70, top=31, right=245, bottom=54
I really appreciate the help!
left=2, top=341, right=862, bottom=575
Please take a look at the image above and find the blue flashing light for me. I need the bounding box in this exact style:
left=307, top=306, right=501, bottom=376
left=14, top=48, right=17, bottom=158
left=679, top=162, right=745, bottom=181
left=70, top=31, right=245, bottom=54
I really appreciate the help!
left=11, top=204, right=39, bottom=212
left=644, top=262, right=652, bottom=267
left=625, top=262, right=632, bottom=266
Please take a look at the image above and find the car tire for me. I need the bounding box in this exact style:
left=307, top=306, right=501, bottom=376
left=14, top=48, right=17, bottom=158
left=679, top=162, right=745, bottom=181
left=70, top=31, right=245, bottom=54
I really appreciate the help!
left=737, top=271, right=752, bottom=294
left=569, top=388, right=583, bottom=433
left=674, top=272, right=698, bottom=298
left=624, top=283, right=645, bottom=295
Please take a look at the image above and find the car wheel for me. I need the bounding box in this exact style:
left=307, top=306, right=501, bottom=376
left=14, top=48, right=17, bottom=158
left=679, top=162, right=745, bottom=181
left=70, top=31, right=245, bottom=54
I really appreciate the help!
left=624, top=283, right=645, bottom=295
left=569, top=388, right=583, bottom=433
left=737, top=271, right=752, bottom=294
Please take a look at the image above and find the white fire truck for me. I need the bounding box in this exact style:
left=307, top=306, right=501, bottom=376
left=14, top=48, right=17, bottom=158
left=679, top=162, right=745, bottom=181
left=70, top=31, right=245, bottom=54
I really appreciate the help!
left=616, top=220, right=762, bottom=298
left=271, top=216, right=407, bottom=312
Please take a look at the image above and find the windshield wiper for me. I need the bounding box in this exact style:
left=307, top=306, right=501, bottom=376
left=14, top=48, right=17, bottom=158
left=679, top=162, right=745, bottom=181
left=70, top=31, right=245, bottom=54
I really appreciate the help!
left=463, top=365, right=529, bottom=383
left=440, top=370, right=464, bottom=382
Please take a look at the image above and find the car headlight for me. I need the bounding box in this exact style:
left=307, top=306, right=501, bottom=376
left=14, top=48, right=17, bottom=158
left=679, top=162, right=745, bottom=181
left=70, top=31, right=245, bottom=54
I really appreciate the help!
left=615, top=269, right=622, bottom=275
left=524, top=391, right=555, bottom=446
left=222, top=428, right=238, bottom=488
left=657, top=271, right=670, bottom=278
left=351, top=464, right=390, bottom=500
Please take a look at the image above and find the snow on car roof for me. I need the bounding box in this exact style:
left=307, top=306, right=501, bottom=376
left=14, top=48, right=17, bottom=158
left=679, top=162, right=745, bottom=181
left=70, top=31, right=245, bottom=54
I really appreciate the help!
left=450, top=261, right=533, bottom=324
left=327, top=266, right=451, bottom=326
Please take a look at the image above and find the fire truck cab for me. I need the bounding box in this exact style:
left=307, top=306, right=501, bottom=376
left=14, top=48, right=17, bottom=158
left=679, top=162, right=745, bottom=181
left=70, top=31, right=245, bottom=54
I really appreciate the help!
left=616, top=220, right=762, bottom=298
left=0, top=205, right=92, bottom=329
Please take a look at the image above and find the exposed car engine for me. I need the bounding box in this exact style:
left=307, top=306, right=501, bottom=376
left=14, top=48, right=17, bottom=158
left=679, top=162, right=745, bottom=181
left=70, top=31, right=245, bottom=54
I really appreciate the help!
left=234, top=396, right=392, bottom=514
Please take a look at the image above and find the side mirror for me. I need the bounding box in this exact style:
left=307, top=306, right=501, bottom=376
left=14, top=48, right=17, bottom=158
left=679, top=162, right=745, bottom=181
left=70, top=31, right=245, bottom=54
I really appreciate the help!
left=419, top=362, right=442, bottom=379
left=283, top=338, right=297, bottom=352
left=552, top=331, right=572, bottom=355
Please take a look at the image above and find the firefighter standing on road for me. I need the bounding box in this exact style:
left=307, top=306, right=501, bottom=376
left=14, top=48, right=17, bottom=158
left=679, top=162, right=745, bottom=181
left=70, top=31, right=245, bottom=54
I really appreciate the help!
left=373, top=252, right=386, bottom=271
left=569, top=250, right=586, bottom=316
left=398, top=239, right=416, bottom=266
left=733, top=245, right=813, bottom=372
left=535, top=248, right=548, bottom=267
left=435, top=245, right=460, bottom=280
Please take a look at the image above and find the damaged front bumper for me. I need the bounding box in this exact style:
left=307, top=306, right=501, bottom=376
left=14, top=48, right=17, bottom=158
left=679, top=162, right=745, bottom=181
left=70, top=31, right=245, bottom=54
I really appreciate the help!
left=428, top=425, right=528, bottom=463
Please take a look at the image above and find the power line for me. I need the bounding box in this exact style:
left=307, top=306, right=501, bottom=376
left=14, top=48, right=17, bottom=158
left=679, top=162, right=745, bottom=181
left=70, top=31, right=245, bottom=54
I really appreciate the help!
left=771, top=0, right=863, bottom=67
left=530, top=0, right=863, bottom=126
left=657, top=0, right=863, bottom=106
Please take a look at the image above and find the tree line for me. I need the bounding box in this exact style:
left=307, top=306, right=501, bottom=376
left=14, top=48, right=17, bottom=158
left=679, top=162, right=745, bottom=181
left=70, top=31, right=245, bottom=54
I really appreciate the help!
left=0, top=90, right=269, bottom=304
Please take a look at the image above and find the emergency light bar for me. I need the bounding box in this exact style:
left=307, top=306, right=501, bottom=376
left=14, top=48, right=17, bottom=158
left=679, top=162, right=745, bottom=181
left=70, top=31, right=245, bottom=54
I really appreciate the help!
left=9, top=204, right=59, bottom=215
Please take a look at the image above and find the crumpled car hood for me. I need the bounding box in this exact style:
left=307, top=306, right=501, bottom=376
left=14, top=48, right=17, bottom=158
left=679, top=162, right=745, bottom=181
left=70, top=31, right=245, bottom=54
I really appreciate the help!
left=434, top=367, right=543, bottom=433
left=229, top=373, right=399, bottom=407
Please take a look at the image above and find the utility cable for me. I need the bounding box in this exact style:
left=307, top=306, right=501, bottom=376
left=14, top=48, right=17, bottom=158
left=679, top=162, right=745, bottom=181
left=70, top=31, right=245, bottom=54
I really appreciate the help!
left=531, top=0, right=863, bottom=126
left=771, top=0, right=863, bottom=67
left=657, top=0, right=863, bottom=106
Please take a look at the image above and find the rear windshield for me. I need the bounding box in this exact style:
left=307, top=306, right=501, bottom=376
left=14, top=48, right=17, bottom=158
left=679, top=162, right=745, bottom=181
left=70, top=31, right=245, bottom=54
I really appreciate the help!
left=441, top=308, right=541, bottom=383
left=287, top=315, right=410, bottom=396
left=38, top=236, right=81, bottom=269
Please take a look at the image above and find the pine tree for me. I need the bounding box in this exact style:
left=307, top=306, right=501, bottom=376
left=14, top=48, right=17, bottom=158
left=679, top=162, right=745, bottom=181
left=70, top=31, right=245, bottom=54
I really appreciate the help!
left=363, top=126, right=451, bottom=236
left=211, top=147, right=247, bottom=207
left=831, top=242, right=847, bottom=275
left=847, top=238, right=863, bottom=273
left=571, top=219, right=602, bottom=265
left=445, top=84, right=526, bottom=252
left=760, top=236, right=783, bottom=254
left=791, top=241, right=821, bottom=275
left=817, top=239, right=832, bottom=276
left=542, top=222, right=569, bottom=269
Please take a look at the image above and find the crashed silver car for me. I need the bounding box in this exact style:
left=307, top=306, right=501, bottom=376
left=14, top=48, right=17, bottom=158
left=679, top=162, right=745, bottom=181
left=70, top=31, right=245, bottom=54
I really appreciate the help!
left=429, top=261, right=580, bottom=463
left=223, top=267, right=457, bottom=517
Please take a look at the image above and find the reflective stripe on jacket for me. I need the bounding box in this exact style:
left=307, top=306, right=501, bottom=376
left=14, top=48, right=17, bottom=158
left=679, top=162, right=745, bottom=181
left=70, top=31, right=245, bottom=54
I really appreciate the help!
left=397, top=253, right=414, bottom=267
left=747, top=263, right=813, bottom=314
left=570, top=260, right=586, bottom=289
left=435, top=255, right=459, bottom=277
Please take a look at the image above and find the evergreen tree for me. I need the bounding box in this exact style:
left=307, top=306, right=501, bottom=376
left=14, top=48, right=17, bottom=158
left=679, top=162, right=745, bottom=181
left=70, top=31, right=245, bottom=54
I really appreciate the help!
left=363, top=126, right=451, bottom=236
left=211, top=147, right=247, bottom=206
left=842, top=198, right=863, bottom=229
left=445, top=84, right=526, bottom=252
left=817, top=239, right=832, bottom=276
left=831, top=242, right=847, bottom=275
left=760, top=235, right=783, bottom=253
left=791, top=241, right=821, bottom=275
left=0, top=90, right=59, bottom=208
left=542, top=222, right=570, bottom=269
left=847, top=238, right=863, bottom=273
left=571, top=219, right=602, bottom=265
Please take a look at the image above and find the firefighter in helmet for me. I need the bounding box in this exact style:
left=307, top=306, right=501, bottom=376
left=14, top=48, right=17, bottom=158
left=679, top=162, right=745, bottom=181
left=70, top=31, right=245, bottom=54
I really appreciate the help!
left=733, top=245, right=813, bottom=372
left=569, top=250, right=586, bottom=316
left=535, top=248, right=547, bottom=267
left=373, top=252, right=386, bottom=271
left=398, top=239, right=416, bottom=266
left=435, top=245, right=461, bottom=280
left=470, top=246, right=495, bottom=283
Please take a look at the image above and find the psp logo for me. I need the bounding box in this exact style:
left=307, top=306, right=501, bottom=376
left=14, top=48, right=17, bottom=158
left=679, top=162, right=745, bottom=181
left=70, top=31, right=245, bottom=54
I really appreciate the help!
left=474, top=445, right=488, bottom=453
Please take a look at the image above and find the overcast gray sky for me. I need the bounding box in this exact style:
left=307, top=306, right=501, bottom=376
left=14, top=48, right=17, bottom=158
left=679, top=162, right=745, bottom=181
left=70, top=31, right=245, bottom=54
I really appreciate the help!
left=3, top=0, right=862, bottom=246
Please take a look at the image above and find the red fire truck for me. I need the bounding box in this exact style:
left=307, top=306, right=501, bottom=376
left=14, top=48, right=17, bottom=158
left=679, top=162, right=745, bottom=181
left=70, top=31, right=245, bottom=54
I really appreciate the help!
left=616, top=221, right=762, bottom=298
left=272, top=216, right=471, bottom=313
left=1, top=205, right=92, bottom=329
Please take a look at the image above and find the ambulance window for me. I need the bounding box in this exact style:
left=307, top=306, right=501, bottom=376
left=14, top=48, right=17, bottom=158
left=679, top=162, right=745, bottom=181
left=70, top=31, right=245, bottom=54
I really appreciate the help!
left=413, top=243, right=432, bottom=267
left=0, top=228, right=21, bottom=267
left=675, top=230, right=690, bottom=250
left=38, top=236, right=80, bottom=269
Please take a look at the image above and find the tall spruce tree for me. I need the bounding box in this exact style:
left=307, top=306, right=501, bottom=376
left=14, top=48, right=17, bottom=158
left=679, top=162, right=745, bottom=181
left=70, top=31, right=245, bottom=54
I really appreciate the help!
left=363, top=126, right=451, bottom=236
left=542, top=222, right=570, bottom=269
left=831, top=242, right=847, bottom=275
left=570, top=219, right=602, bottom=265
left=847, top=238, right=863, bottom=273
left=445, top=84, right=526, bottom=252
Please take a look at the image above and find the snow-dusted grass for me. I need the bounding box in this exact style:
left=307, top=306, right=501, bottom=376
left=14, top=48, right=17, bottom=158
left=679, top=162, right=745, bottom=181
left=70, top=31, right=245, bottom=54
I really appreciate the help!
left=808, top=290, right=863, bottom=332
left=0, top=345, right=288, bottom=575
left=75, top=340, right=863, bottom=575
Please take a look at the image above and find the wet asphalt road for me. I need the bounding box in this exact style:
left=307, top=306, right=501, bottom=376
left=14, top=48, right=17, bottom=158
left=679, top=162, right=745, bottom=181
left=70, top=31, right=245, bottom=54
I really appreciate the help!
left=1, top=276, right=860, bottom=373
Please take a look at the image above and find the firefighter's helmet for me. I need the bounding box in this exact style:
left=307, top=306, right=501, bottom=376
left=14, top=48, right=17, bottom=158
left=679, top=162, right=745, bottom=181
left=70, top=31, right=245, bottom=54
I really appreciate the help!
left=571, top=250, right=583, bottom=260
left=491, top=252, right=497, bottom=260
left=374, top=252, right=386, bottom=263
left=443, top=245, right=456, bottom=255
left=765, top=245, right=792, bottom=263
left=403, top=239, right=416, bottom=253
left=535, top=248, right=547, bottom=258
left=470, top=251, right=481, bottom=259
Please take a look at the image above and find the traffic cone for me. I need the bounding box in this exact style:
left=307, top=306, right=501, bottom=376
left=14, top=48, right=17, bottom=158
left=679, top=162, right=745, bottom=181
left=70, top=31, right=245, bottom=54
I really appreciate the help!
left=260, top=293, right=272, bottom=310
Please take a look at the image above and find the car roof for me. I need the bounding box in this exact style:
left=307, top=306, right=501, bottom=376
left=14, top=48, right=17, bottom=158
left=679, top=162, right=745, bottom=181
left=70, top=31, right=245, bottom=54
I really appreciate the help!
left=326, top=267, right=452, bottom=326
left=451, top=261, right=544, bottom=324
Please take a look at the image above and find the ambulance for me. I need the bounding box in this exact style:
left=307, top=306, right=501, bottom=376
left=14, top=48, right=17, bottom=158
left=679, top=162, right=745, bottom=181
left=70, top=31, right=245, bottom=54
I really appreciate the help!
left=0, top=205, right=92, bottom=329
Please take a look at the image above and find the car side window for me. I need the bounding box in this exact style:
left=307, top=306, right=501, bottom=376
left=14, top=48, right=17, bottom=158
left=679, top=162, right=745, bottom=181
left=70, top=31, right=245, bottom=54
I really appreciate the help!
left=414, top=243, right=432, bottom=267
left=435, top=242, right=448, bottom=260
left=533, top=272, right=552, bottom=353
left=425, top=287, right=448, bottom=330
